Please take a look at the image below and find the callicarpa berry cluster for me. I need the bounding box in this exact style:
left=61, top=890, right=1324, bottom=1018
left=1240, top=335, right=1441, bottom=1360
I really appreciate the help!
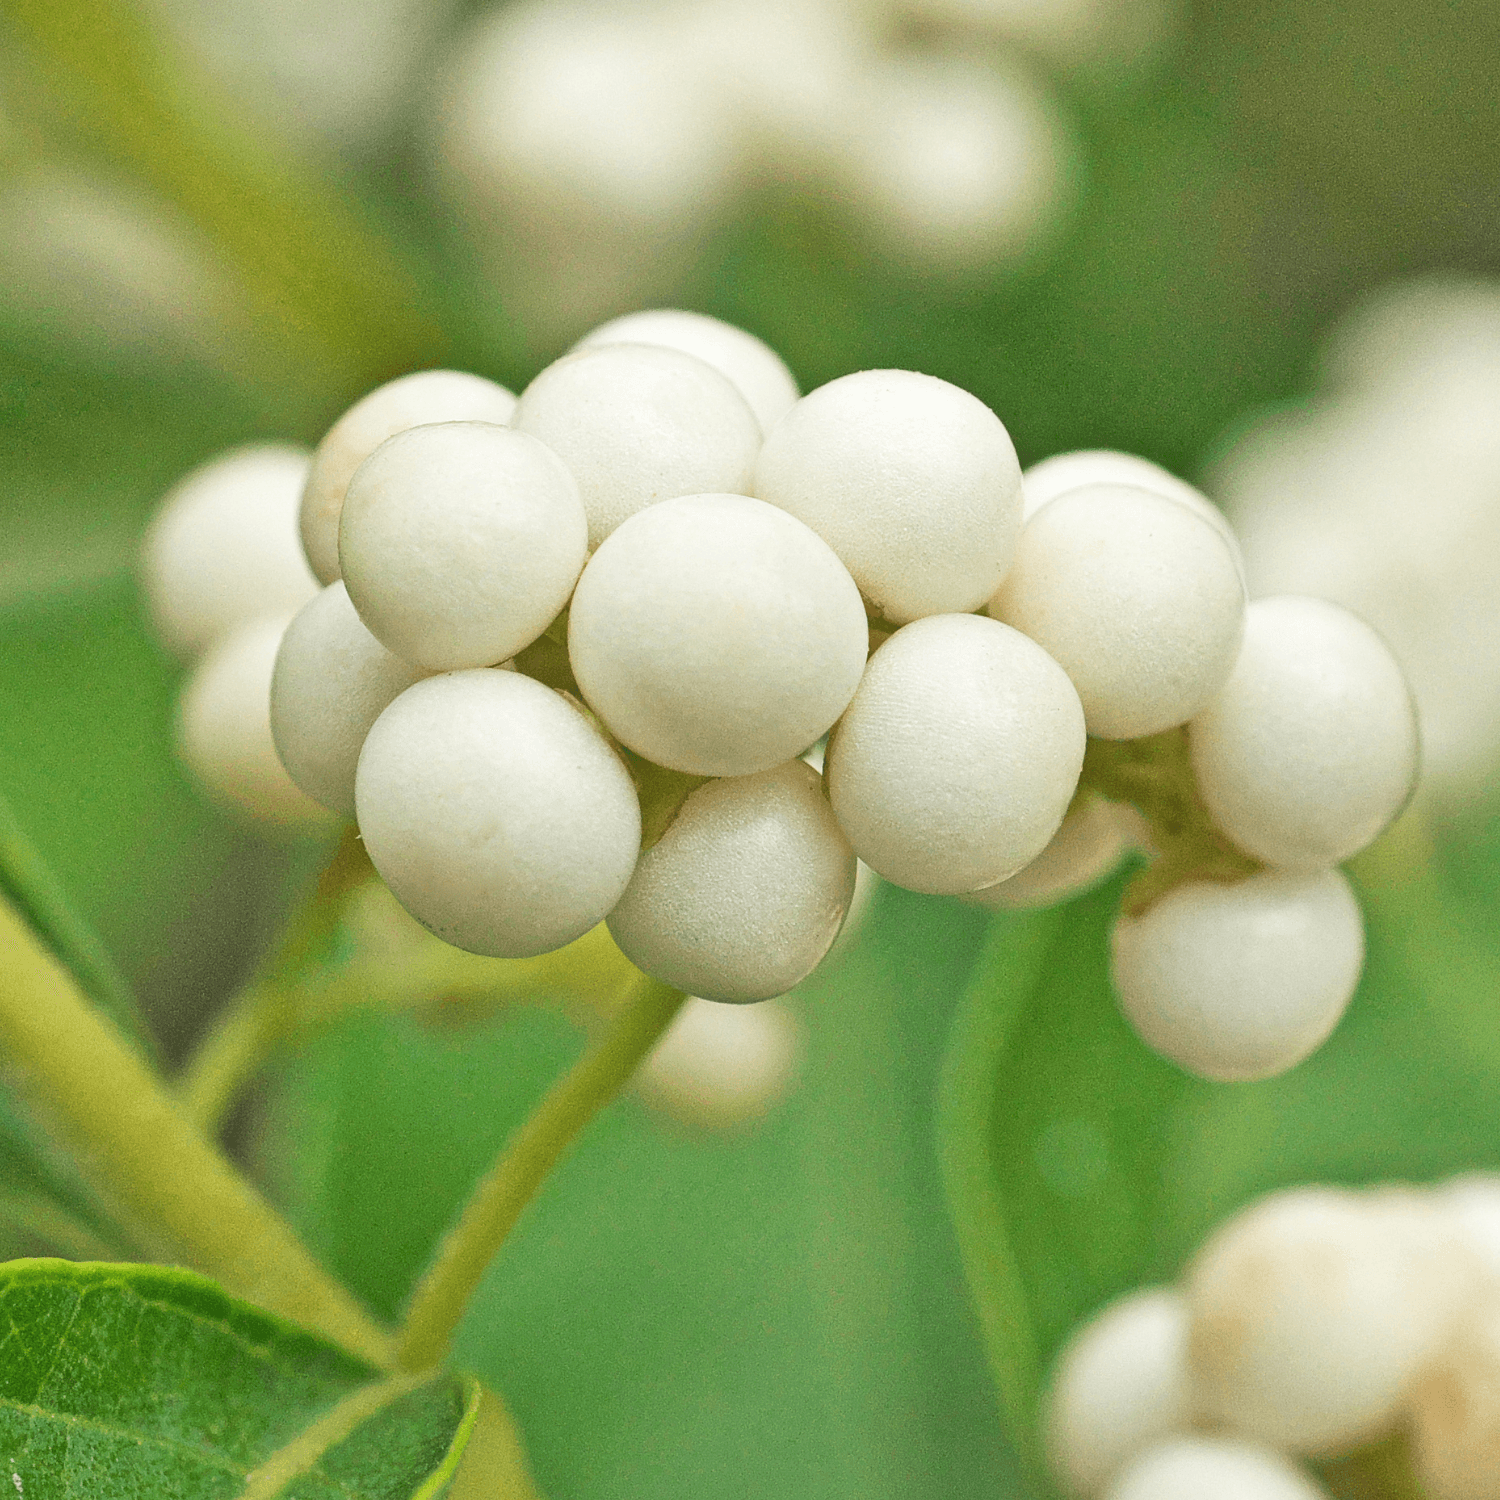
left=141, top=310, right=1417, bottom=1078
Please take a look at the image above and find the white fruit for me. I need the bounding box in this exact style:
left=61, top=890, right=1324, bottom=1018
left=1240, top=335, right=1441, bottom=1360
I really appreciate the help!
left=1105, top=1437, right=1330, bottom=1500
left=1111, top=868, right=1364, bottom=1082
left=1410, top=1304, right=1500, bottom=1500
left=512, top=342, right=762, bottom=549
left=754, top=368, right=1022, bottom=624
left=989, top=482, right=1246, bottom=739
left=1043, top=1287, right=1192, bottom=1497
left=1441, top=1174, right=1500, bottom=1286
left=568, top=493, right=868, bottom=776
left=354, top=670, right=640, bottom=958
left=574, top=308, right=799, bottom=434
left=337, top=422, right=587, bottom=670
left=1189, top=595, right=1419, bottom=869
left=1186, top=1185, right=1464, bottom=1454
left=964, top=795, right=1135, bottom=911
left=176, top=615, right=334, bottom=829
left=607, top=760, right=856, bottom=1003
left=826, top=613, right=1085, bottom=895
left=269, top=582, right=426, bottom=817
left=300, top=370, right=517, bottom=584
left=141, top=444, right=318, bottom=659
left=635, top=995, right=800, bottom=1130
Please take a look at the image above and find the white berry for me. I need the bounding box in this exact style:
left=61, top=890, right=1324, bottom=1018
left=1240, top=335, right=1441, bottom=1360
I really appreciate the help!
left=1190, top=595, right=1419, bottom=869
left=568, top=493, right=868, bottom=776
left=300, top=370, right=517, bottom=584
left=1043, top=1287, right=1192, bottom=1497
left=753, top=368, right=1022, bottom=624
left=607, top=759, right=856, bottom=1004
left=965, top=795, right=1135, bottom=911
left=512, top=343, right=762, bottom=548
left=1105, top=1437, right=1330, bottom=1500
left=989, top=482, right=1246, bottom=739
left=826, top=613, right=1085, bottom=895
left=574, top=308, right=799, bottom=434
left=269, top=583, right=426, bottom=817
left=355, top=670, right=640, bottom=957
left=141, top=444, right=318, bottom=660
left=337, top=421, right=587, bottom=670
left=1410, top=1304, right=1500, bottom=1500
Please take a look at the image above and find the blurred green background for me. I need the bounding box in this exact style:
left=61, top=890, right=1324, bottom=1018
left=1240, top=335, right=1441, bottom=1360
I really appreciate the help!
left=2, top=0, right=1499, bottom=1495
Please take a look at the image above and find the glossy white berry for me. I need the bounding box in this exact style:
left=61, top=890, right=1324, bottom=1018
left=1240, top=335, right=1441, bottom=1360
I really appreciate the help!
left=965, top=795, right=1136, bottom=911
left=1043, top=1287, right=1192, bottom=1497
left=608, top=760, right=856, bottom=1004
left=177, top=615, right=334, bottom=829
left=635, top=995, right=800, bottom=1131
left=827, top=614, right=1085, bottom=895
left=1111, top=868, right=1364, bottom=1082
left=300, top=370, right=517, bottom=584
left=1187, top=1186, right=1464, bottom=1454
left=269, top=583, right=426, bottom=817
left=574, top=308, right=799, bottom=434
left=512, top=343, right=762, bottom=548
left=989, top=482, right=1246, bottom=739
left=1410, top=1304, right=1500, bottom=1500
left=337, top=422, right=586, bottom=671
left=355, top=670, right=640, bottom=958
left=141, top=444, right=318, bottom=660
left=568, top=493, right=867, bottom=776
left=1105, top=1437, right=1330, bottom=1500
left=754, top=369, right=1022, bottom=624
left=1190, top=595, right=1419, bottom=869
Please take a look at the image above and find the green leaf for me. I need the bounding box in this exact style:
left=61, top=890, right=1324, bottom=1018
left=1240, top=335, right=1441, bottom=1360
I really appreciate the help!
left=0, top=1259, right=481, bottom=1498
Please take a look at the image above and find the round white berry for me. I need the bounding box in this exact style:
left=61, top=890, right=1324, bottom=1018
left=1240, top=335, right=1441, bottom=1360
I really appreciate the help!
left=753, top=368, right=1022, bottom=624
left=512, top=343, right=762, bottom=549
left=826, top=614, right=1086, bottom=895
left=269, top=583, right=426, bottom=817
left=568, top=493, right=867, bottom=776
left=635, top=995, right=800, bottom=1131
left=1410, top=1305, right=1500, bottom=1500
left=574, top=308, right=799, bottom=435
left=1105, top=1437, right=1329, bottom=1500
left=1111, top=868, right=1364, bottom=1082
left=965, top=795, right=1136, bottom=911
left=989, top=482, right=1246, bottom=739
left=1187, top=1186, right=1465, bottom=1454
left=300, top=370, right=517, bottom=585
left=1190, top=595, right=1419, bottom=869
left=355, top=670, right=640, bottom=958
left=607, top=760, right=856, bottom=1004
left=337, top=422, right=586, bottom=671
left=176, top=615, right=334, bottom=829
left=141, top=444, right=318, bottom=660
left=1044, top=1287, right=1192, bottom=1497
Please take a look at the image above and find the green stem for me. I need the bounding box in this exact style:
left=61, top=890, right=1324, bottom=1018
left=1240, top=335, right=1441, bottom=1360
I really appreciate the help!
left=0, top=895, right=393, bottom=1367
left=397, top=973, right=688, bottom=1372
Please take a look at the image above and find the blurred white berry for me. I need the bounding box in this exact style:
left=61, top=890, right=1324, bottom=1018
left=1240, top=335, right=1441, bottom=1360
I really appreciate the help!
left=176, top=615, right=335, bottom=829
left=355, top=670, right=640, bottom=957
left=338, top=422, right=587, bottom=670
left=1441, top=1174, right=1500, bottom=1287
left=269, top=582, right=426, bottom=817
left=754, top=368, right=1022, bottom=624
left=1410, top=1303, right=1500, bottom=1500
left=827, top=613, right=1085, bottom=895
left=141, top=444, right=319, bottom=660
left=1189, top=595, right=1418, bottom=870
left=608, top=760, right=856, bottom=1003
left=1043, top=1286, right=1192, bottom=1497
left=635, top=994, right=800, bottom=1130
left=300, top=370, right=517, bottom=585
left=965, top=795, right=1135, bottom=911
left=568, top=493, right=868, bottom=776
left=989, top=482, right=1245, bottom=739
left=1111, top=868, right=1364, bottom=1082
left=574, top=308, right=799, bottom=434
left=513, top=344, right=762, bottom=549
left=1104, top=1436, right=1329, bottom=1500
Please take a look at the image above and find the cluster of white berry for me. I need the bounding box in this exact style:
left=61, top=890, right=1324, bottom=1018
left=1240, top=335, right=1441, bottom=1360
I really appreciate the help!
left=1046, top=1177, right=1500, bottom=1500
left=141, top=308, right=1414, bottom=1078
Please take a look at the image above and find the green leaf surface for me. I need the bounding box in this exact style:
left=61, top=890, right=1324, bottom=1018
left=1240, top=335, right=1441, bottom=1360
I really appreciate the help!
left=0, top=1259, right=479, bottom=1498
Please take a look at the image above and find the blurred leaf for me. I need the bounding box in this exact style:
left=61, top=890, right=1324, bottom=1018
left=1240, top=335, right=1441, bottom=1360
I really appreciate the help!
left=0, top=1258, right=481, bottom=1497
